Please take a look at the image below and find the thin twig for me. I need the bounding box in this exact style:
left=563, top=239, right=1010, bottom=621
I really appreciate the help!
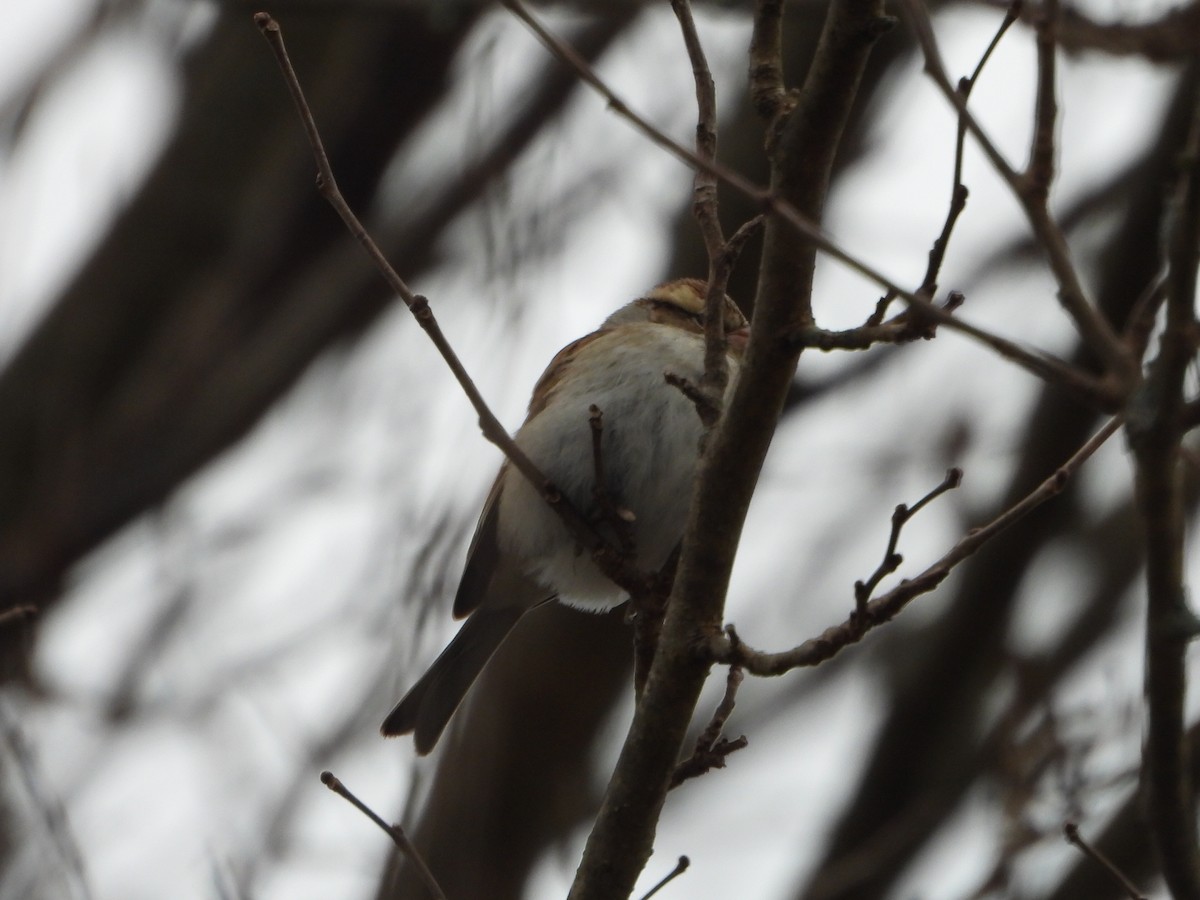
left=924, top=1, right=1019, bottom=291
left=1050, top=0, right=1200, bottom=61
left=664, top=371, right=719, bottom=424
left=854, top=468, right=963, bottom=617
left=320, top=771, right=446, bottom=900
left=639, top=856, right=691, bottom=900
left=253, top=13, right=645, bottom=596
left=711, top=417, right=1124, bottom=674
left=792, top=299, right=1119, bottom=410
left=1124, top=269, right=1169, bottom=364
left=1063, top=822, right=1148, bottom=900
left=875, top=0, right=1020, bottom=325
left=1026, top=0, right=1060, bottom=200
left=899, top=0, right=1134, bottom=384
left=502, top=0, right=1116, bottom=405
left=668, top=0, right=739, bottom=417
left=670, top=665, right=747, bottom=788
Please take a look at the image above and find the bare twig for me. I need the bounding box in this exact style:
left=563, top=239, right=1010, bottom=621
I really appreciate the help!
left=723, top=215, right=766, bottom=267
left=1063, top=822, right=1148, bottom=900
left=320, top=771, right=446, bottom=900
left=792, top=298, right=1119, bottom=411
left=1026, top=0, right=1059, bottom=200
left=854, top=468, right=963, bottom=617
left=670, top=0, right=722, bottom=263
left=899, top=0, right=1135, bottom=384
left=252, top=13, right=651, bottom=597
left=670, top=665, right=748, bottom=788
left=711, top=417, right=1124, bottom=674
left=500, top=0, right=1114, bottom=401
left=639, top=856, right=691, bottom=900
left=668, top=0, right=742, bottom=417
left=873, top=0, right=1020, bottom=325
left=664, top=371, right=720, bottom=425
left=629, top=545, right=680, bottom=698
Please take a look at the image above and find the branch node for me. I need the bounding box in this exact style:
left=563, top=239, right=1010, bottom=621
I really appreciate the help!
left=854, top=467, right=963, bottom=609
left=665, top=371, right=720, bottom=426
left=670, top=664, right=748, bottom=788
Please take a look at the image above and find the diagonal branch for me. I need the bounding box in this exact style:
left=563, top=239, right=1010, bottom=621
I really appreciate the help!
left=320, top=771, right=446, bottom=900
left=712, top=417, right=1124, bottom=674
left=252, top=13, right=645, bottom=598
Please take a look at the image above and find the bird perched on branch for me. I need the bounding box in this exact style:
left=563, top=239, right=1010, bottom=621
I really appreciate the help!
left=381, top=278, right=749, bottom=753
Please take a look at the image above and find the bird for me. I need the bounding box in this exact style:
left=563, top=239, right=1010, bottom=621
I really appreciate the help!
left=381, top=278, right=749, bottom=753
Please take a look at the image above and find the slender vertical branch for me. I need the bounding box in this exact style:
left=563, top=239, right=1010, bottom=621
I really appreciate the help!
left=913, top=1, right=1019, bottom=304
left=749, top=0, right=787, bottom=121
left=668, top=0, right=733, bottom=401
left=1026, top=0, right=1060, bottom=200
left=900, top=0, right=1134, bottom=384
left=566, top=1, right=890, bottom=897
left=1127, top=92, right=1200, bottom=899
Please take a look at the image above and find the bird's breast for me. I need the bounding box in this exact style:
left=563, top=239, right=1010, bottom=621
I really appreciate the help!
left=497, top=325, right=738, bottom=609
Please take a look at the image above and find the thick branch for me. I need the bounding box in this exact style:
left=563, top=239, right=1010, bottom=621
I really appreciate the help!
left=1126, top=91, right=1200, bottom=899
left=566, top=2, right=889, bottom=897
left=749, top=0, right=787, bottom=121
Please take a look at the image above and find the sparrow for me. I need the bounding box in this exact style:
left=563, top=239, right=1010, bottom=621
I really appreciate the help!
left=381, top=278, right=749, bottom=753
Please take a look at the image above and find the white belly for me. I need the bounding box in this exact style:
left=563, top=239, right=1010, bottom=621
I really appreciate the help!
left=498, top=324, right=737, bottom=610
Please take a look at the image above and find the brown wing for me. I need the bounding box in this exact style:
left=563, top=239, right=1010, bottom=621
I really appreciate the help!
left=452, top=326, right=610, bottom=615
left=452, top=466, right=506, bottom=618
left=525, top=329, right=607, bottom=418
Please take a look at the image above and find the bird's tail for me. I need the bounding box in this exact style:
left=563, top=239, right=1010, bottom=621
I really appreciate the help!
left=381, top=605, right=525, bottom=754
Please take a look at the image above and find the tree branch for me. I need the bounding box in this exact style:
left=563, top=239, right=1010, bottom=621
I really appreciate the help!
left=1063, top=821, right=1149, bottom=900
left=566, top=1, right=890, bottom=896
left=500, top=0, right=1114, bottom=401
left=320, top=771, right=446, bottom=900
left=711, top=417, right=1123, bottom=674
left=252, top=12, right=653, bottom=600
left=900, top=0, right=1136, bottom=384
left=1126, top=88, right=1200, bottom=898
